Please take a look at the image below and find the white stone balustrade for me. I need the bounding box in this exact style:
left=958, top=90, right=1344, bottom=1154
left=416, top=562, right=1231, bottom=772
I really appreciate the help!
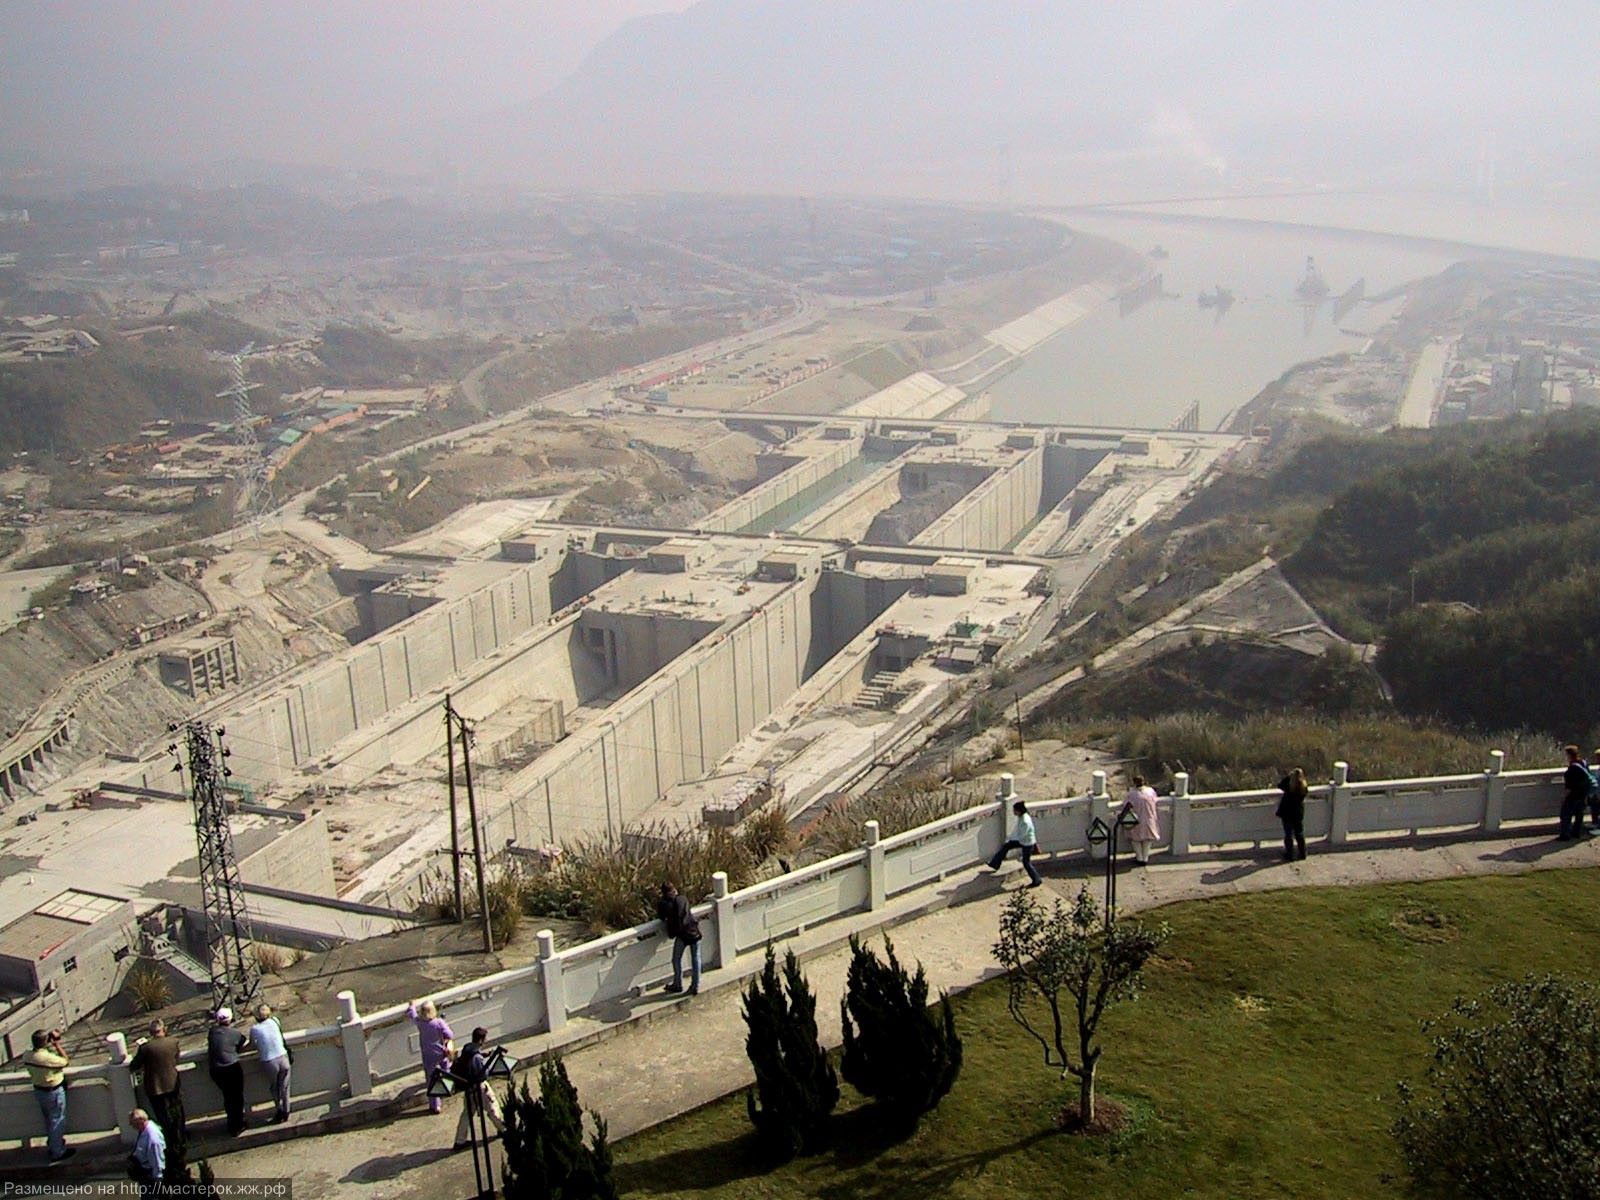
left=0, top=753, right=1565, bottom=1155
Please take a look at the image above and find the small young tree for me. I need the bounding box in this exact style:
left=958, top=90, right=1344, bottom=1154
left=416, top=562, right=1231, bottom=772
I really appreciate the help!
left=992, top=886, right=1169, bottom=1126
left=501, top=1054, right=618, bottom=1200
left=839, top=934, right=963, bottom=1125
left=742, top=945, right=839, bottom=1158
left=1395, top=974, right=1600, bottom=1199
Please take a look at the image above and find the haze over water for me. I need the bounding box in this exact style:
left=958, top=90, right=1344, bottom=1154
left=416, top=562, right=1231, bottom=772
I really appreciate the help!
left=986, top=215, right=1465, bottom=431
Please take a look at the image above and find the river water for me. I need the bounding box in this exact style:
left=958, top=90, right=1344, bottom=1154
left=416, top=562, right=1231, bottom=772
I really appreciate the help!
left=985, top=214, right=1466, bottom=430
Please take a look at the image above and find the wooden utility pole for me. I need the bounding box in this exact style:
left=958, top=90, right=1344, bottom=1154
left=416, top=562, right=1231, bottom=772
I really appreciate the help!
left=457, top=710, right=494, bottom=953
left=444, top=695, right=463, bottom=923
left=1015, top=691, right=1026, bottom=762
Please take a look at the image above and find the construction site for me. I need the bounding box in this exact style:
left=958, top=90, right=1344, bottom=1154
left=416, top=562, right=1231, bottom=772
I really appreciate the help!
left=1, top=427, right=1233, bottom=1055
left=0, top=192, right=1289, bottom=1057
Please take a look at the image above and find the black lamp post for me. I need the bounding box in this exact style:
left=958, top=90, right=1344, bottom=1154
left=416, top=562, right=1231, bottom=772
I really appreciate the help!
left=483, top=1045, right=520, bottom=1183
left=441, top=1046, right=520, bottom=1200
left=431, top=1064, right=493, bottom=1199
left=1086, top=805, right=1142, bottom=930
left=1086, top=817, right=1113, bottom=926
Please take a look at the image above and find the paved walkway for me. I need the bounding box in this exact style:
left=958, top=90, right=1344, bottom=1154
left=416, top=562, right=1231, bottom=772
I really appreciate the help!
left=154, top=824, right=1600, bottom=1198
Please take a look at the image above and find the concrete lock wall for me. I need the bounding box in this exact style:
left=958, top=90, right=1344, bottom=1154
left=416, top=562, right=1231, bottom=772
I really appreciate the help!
left=0, top=754, right=1564, bottom=1155
left=222, top=562, right=558, bottom=786
left=238, top=813, right=337, bottom=896
left=333, top=618, right=601, bottom=781
left=796, top=466, right=906, bottom=542
left=913, top=446, right=1044, bottom=550
left=700, top=440, right=861, bottom=534
left=492, top=581, right=816, bottom=845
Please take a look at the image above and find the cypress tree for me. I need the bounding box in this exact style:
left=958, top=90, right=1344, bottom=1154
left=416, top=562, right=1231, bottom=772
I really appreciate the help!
left=501, top=1054, right=618, bottom=1200
left=840, top=934, right=963, bottom=1125
left=743, top=945, right=840, bottom=1158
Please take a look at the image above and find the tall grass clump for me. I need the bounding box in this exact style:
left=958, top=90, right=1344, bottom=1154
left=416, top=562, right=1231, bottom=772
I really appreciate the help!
left=416, top=864, right=526, bottom=949
left=737, top=803, right=796, bottom=864
left=521, top=821, right=761, bottom=936
left=801, top=777, right=987, bottom=859
left=1098, top=712, right=1555, bottom=793
left=125, top=963, right=173, bottom=1013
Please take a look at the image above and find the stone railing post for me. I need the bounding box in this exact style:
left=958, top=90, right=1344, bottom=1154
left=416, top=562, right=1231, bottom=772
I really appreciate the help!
left=1169, top=771, right=1192, bottom=858
left=1087, top=770, right=1110, bottom=859
left=712, top=871, right=737, bottom=973
left=337, top=990, right=372, bottom=1098
left=864, top=821, right=885, bottom=910
left=994, top=773, right=1016, bottom=856
left=537, top=931, right=567, bottom=1033
left=1483, top=749, right=1506, bottom=832
left=106, top=1032, right=137, bottom=1144
left=1328, top=761, right=1351, bottom=847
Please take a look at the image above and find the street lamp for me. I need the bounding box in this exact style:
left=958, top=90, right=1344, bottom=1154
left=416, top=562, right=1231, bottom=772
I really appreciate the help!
left=1086, top=818, right=1113, bottom=927
left=485, top=1045, right=520, bottom=1082
left=459, top=1046, right=521, bottom=1200
left=432, top=1063, right=494, bottom=1199
left=1086, top=805, right=1142, bottom=930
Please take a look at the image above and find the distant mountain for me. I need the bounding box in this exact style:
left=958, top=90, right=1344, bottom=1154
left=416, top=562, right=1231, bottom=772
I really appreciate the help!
left=459, top=0, right=1600, bottom=204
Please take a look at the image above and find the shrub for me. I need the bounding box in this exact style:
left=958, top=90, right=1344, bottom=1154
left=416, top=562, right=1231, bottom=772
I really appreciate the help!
left=125, top=964, right=172, bottom=1013
left=251, top=943, right=296, bottom=975
left=737, top=804, right=795, bottom=865
left=742, top=946, right=839, bottom=1159
left=839, top=935, right=962, bottom=1126
left=1395, top=974, right=1600, bottom=1199
left=502, top=1055, right=618, bottom=1200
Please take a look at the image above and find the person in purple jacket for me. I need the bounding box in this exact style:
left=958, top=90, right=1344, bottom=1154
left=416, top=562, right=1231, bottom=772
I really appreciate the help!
left=407, top=998, right=455, bottom=1114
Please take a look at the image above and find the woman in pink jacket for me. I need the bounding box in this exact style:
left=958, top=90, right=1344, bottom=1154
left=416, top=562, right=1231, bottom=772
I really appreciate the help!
left=1124, top=775, right=1160, bottom=866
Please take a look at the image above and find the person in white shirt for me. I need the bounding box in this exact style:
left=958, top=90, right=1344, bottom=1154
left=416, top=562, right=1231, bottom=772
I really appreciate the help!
left=248, top=1003, right=292, bottom=1124
left=986, top=799, right=1042, bottom=887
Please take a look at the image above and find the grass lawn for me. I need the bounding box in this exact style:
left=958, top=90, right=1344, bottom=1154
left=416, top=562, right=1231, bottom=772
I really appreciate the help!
left=612, top=869, right=1600, bottom=1198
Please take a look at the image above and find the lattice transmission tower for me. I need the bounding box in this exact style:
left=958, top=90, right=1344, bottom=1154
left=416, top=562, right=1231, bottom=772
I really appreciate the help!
left=170, top=720, right=261, bottom=1012
left=220, top=345, right=273, bottom=528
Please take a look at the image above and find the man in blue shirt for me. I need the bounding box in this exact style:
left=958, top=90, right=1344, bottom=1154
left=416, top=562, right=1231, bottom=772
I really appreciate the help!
left=248, top=1003, right=292, bottom=1124
left=129, top=1107, right=166, bottom=1196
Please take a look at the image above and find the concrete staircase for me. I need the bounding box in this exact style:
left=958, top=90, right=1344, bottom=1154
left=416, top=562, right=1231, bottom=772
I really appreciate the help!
left=145, top=934, right=212, bottom=995
left=853, top=670, right=908, bottom=711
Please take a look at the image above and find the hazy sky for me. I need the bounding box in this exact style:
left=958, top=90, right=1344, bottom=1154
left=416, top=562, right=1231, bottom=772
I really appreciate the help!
left=3, top=0, right=1596, bottom=258
left=0, top=0, right=692, bottom=168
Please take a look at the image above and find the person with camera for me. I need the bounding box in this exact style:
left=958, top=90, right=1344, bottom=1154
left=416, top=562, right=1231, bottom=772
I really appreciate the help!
left=24, top=1027, right=74, bottom=1163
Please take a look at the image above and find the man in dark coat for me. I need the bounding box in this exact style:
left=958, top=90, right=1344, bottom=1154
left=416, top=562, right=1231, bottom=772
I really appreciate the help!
left=1277, top=768, right=1309, bottom=861
left=131, top=1018, right=186, bottom=1173
left=1559, top=744, right=1595, bottom=840
left=657, top=882, right=703, bottom=995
